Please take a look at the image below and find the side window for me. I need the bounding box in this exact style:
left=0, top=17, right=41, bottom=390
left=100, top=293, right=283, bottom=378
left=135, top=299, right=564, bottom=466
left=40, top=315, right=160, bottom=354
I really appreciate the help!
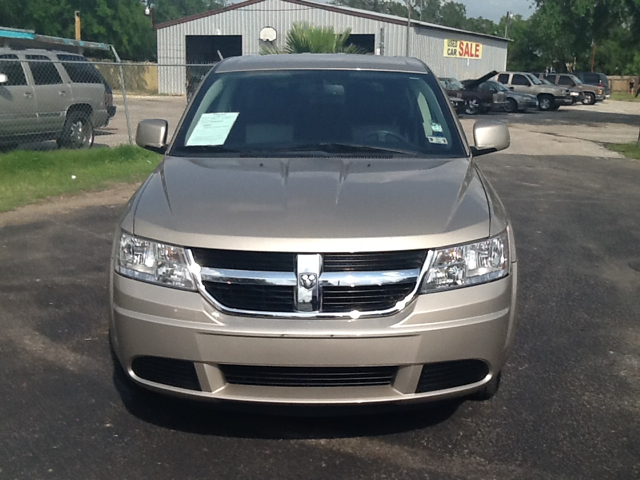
left=26, top=55, right=63, bottom=85
left=0, top=54, right=27, bottom=86
left=478, top=83, right=493, bottom=92
left=497, top=74, right=509, bottom=84
left=545, top=75, right=557, bottom=83
left=57, top=54, right=104, bottom=84
left=512, top=74, right=530, bottom=86
left=558, top=76, right=573, bottom=86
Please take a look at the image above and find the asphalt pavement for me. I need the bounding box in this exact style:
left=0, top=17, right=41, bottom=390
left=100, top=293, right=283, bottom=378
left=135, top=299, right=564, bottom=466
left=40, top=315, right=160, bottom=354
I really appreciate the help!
left=1, top=105, right=640, bottom=479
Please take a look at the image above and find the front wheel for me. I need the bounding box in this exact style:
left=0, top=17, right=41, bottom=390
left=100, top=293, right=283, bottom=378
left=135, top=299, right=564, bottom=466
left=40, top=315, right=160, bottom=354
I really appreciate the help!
left=464, top=97, right=483, bottom=115
left=504, top=98, right=519, bottom=113
left=57, top=111, right=94, bottom=149
left=582, top=92, right=596, bottom=105
left=538, top=95, right=554, bottom=111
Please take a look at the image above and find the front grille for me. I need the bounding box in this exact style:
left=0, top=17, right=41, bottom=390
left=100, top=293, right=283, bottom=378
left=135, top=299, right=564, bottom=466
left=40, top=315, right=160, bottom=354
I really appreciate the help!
left=415, top=360, right=489, bottom=393
left=323, top=250, right=426, bottom=272
left=220, top=365, right=397, bottom=387
left=191, top=248, right=427, bottom=316
left=322, top=282, right=415, bottom=312
left=203, top=282, right=295, bottom=312
left=131, top=356, right=201, bottom=391
left=191, top=248, right=294, bottom=272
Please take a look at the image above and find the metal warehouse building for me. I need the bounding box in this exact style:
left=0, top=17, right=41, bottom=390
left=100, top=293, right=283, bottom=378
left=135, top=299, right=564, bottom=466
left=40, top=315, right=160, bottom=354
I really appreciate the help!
left=156, top=0, right=509, bottom=95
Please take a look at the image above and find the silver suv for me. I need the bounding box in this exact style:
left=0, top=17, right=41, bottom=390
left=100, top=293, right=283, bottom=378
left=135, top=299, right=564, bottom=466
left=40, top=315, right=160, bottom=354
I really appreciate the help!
left=494, top=71, right=573, bottom=111
left=111, top=54, right=518, bottom=407
left=0, top=48, right=115, bottom=149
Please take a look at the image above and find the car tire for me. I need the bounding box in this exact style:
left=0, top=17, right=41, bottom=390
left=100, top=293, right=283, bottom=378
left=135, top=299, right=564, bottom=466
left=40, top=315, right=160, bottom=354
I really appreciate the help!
left=538, top=95, right=554, bottom=111
left=504, top=98, right=518, bottom=113
left=582, top=92, right=596, bottom=105
left=464, top=97, right=483, bottom=115
left=57, top=111, right=95, bottom=149
left=468, top=372, right=501, bottom=401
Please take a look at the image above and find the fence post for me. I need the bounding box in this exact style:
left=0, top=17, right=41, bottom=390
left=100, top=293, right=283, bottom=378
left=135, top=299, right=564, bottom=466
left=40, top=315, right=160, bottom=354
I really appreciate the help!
left=111, top=46, right=133, bottom=145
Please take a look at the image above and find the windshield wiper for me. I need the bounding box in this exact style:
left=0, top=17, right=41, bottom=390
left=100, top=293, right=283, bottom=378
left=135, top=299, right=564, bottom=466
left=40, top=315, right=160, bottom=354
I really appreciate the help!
left=284, top=142, right=421, bottom=156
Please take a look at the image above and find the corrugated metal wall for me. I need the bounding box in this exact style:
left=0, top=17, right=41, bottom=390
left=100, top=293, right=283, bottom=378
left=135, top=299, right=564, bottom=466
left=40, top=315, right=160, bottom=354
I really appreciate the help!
left=158, top=0, right=507, bottom=94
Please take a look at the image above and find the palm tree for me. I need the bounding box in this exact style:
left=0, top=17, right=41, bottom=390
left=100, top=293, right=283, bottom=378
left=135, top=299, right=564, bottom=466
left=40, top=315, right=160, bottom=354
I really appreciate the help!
left=261, top=22, right=365, bottom=54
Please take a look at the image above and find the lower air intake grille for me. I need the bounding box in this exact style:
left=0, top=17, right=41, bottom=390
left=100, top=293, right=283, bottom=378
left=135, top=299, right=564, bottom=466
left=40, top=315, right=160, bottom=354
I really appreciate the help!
left=131, top=356, right=201, bottom=391
left=220, top=365, right=397, bottom=387
left=415, top=360, right=489, bottom=393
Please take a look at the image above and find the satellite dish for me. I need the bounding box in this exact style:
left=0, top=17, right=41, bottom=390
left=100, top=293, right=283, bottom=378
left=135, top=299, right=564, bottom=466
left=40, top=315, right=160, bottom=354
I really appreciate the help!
left=259, top=27, right=277, bottom=42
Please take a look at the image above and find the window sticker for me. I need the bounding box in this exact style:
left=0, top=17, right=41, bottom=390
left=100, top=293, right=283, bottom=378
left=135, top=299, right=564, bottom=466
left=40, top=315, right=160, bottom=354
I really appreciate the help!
left=427, top=136, right=448, bottom=145
left=186, top=112, right=240, bottom=146
left=430, top=123, right=444, bottom=133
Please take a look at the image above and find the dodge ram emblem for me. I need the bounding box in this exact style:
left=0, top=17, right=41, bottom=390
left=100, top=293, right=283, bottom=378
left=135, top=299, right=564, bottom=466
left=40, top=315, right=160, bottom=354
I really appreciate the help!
left=299, top=273, right=317, bottom=289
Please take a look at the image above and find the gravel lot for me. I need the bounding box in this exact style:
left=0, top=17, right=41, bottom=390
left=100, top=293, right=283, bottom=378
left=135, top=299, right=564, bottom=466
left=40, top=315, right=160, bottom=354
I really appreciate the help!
left=1, top=99, right=639, bottom=480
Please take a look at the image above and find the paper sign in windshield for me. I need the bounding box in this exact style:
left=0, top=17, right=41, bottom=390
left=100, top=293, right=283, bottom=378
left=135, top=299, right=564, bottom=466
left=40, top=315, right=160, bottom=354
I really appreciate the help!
left=427, top=136, right=448, bottom=145
left=186, top=112, right=239, bottom=146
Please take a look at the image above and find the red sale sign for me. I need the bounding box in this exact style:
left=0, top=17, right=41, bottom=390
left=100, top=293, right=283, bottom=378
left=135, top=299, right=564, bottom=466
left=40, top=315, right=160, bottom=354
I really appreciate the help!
left=444, top=40, right=483, bottom=59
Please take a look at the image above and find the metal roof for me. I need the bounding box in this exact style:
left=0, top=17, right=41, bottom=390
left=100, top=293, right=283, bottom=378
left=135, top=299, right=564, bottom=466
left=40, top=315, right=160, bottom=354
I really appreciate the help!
left=155, top=0, right=509, bottom=43
left=0, top=27, right=112, bottom=52
left=215, top=53, right=431, bottom=73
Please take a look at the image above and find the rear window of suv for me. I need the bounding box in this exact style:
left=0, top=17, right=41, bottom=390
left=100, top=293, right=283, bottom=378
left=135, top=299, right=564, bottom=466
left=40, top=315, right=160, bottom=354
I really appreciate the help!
left=57, top=54, right=105, bottom=84
left=26, top=55, right=62, bottom=85
left=0, top=54, right=27, bottom=86
left=172, top=69, right=466, bottom=158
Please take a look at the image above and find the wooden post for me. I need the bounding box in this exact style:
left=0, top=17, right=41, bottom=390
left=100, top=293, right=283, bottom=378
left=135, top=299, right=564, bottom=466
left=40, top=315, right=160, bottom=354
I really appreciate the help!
left=74, top=11, right=81, bottom=40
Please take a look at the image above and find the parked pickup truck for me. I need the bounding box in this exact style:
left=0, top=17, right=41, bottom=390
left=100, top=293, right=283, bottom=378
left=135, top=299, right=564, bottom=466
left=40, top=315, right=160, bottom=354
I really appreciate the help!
left=493, top=71, right=573, bottom=111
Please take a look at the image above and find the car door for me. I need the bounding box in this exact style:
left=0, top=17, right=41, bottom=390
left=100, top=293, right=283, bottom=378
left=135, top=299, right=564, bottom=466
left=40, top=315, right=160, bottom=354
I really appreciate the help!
left=25, top=55, right=71, bottom=135
left=0, top=53, right=37, bottom=140
left=510, top=74, right=532, bottom=93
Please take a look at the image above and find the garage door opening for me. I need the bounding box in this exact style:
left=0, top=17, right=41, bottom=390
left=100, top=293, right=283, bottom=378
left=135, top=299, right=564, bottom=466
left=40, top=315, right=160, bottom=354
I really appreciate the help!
left=346, top=34, right=375, bottom=54
left=185, top=35, right=242, bottom=93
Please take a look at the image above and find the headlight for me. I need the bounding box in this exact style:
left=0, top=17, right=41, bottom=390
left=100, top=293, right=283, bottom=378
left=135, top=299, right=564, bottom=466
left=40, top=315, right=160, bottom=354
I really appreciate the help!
left=115, top=231, right=196, bottom=290
left=420, top=232, right=509, bottom=293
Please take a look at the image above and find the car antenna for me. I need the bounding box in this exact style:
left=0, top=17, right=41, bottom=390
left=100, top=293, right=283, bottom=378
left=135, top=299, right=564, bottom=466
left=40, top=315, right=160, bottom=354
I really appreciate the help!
left=217, top=50, right=224, bottom=61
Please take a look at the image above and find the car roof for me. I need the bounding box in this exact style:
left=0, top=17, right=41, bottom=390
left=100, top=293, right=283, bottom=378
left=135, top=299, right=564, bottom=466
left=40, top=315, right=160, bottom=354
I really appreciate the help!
left=214, top=54, right=431, bottom=74
left=0, top=47, right=85, bottom=57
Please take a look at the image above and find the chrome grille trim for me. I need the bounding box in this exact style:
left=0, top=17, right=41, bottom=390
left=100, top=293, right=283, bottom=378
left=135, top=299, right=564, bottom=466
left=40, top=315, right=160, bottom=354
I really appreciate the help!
left=186, top=249, right=433, bottom=319
left=200, top=268, right=297, bottom=286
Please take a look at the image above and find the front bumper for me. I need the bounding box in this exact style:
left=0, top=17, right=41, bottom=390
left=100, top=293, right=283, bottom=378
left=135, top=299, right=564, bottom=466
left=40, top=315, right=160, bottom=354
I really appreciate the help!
left=516, top=97, right=538, bottom=110
left=555, top=95, right=574, bottom=106
left=110, top=263, right=518, bottom=405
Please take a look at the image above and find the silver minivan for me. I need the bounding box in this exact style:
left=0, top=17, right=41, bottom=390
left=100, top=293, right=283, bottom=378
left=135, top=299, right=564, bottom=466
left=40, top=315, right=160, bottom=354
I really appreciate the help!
left=0, top=48, right=115, bottom=149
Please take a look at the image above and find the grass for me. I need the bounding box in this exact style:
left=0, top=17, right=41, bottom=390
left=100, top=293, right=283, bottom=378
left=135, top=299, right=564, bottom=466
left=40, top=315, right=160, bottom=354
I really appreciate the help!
left=606, top=142, right=640, bottom=160
left=0, top=145, right=162, bottom=212
left=609, top=92, right=640, bottom=102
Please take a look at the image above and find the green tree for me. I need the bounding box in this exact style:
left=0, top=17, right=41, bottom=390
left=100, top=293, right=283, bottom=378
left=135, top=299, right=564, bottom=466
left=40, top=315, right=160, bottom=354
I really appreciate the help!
left=261, top=22, right=365, bottom=54
left=438, top=1, right=466, bottom=29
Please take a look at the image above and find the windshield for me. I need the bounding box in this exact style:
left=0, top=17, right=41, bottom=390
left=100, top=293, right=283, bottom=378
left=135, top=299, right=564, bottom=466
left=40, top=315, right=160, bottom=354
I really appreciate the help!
left=440, top=78, right=464, bottom=90
left=525, top=73, right=543, bottom=85
left=569, top=74, right=582, bottom=84
left=172, top=69, right=466, bottom=158
left=486, top=80, right=509, bottom=92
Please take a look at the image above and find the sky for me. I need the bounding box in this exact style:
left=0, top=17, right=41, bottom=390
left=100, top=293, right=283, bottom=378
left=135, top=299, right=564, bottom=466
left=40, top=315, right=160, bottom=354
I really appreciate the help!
left=456, top=0, right=535, bottom=22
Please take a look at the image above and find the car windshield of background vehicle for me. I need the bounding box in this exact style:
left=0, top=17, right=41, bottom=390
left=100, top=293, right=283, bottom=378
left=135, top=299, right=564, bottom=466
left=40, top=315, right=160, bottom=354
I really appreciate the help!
left=569, top=75, right=583, bottom=85
left=526, top=73, right=543, bottom=85
left=172, top=70, right=466, bottom=158
left=487, top=80, right=508, bottom=92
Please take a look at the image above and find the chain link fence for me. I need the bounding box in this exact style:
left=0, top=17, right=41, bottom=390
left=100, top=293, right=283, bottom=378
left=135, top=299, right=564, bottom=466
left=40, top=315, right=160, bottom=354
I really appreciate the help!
left=0, top=53, right=216, bottom=152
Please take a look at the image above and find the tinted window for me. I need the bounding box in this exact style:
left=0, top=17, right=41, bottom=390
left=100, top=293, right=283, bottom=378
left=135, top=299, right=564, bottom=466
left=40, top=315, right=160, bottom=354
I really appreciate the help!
left=478, top=82, right=494, bottom=92
left=173, top=69, right=465, bottom=158
left=26, top=55, right=62, bottom=85
left=512, top=74, right=530, bottom=86
left=558, top=75, right=574, bottom=86
left=57, top=54, right=104, bottom=84
left=0, top=54, right=27, bottom=86
left=581, top=73, right=600, bottom=84
left=497, top=74, right=509, bottom=84
left=544, top=74, right=558, bottom=83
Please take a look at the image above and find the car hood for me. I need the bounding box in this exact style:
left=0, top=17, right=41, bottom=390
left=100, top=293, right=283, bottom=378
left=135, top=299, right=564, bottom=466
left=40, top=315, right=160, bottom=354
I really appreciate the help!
left=463, top=70, right=498, bottom=90
left=131, top=156, right=491, bottom=252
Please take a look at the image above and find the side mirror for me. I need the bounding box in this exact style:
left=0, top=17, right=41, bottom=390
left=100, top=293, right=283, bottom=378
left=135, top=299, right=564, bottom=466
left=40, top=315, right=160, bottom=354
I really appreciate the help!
left=0, top=73, right=8, bottom=84
left=136, top=119, right=168, bottom=154
left=509, top=86, right=515, bottom=90
left=471, top=120, right=510, bottom=157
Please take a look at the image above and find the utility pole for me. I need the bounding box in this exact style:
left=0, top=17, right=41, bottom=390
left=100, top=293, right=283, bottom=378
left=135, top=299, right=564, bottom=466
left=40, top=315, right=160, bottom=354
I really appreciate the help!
left=591, top=42, right=596, bottom=72
left=504, top=11, right=511, bottom=39
left=406, top=0, right=411, bottom=56
left=74, top=11, right=81, bottom=40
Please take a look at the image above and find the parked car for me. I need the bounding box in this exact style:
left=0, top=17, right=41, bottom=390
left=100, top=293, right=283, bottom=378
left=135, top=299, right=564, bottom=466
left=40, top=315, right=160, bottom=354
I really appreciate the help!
left=462, top=79, right=538, bottom=113
left=575, top=72, right=611, bottom=97
left=493, top=71, right=573, bottom=111
left=111, top=54, right=518, bottom=407
left=439, top=70, right=507, bottom=115
left=0, top=48, right=115, bottom=149
left=531, top=73, right=581, bottom=103
left=533, top=72, right=605, bottom=105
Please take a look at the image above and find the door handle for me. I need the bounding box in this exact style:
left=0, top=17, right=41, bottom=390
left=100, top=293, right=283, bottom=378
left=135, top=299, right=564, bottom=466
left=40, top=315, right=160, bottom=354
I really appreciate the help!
left=59, top=91, right=67, bottom=97
left=24, top=92, right=33, bottom=98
